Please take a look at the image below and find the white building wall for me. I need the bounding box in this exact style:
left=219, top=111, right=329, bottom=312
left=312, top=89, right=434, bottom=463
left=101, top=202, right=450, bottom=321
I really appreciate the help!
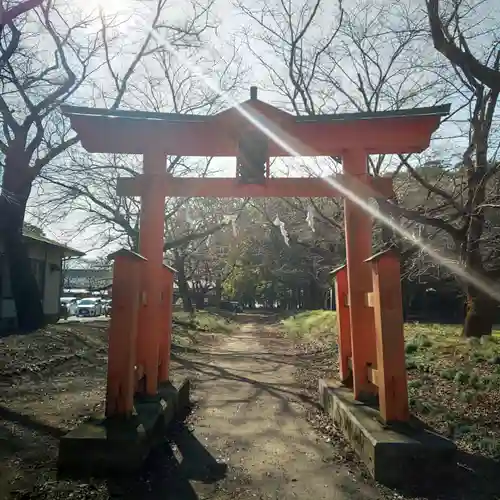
left=0, top=239, right=65, bottom=326
left=43, top=253, right=62, bottom=316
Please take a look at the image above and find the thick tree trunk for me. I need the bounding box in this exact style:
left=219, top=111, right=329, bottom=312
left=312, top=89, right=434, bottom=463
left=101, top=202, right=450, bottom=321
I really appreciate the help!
left=193, top=292, right=205, bottom=310
left=0, top=158, right=45, bottom=332
left=179, top=280, right=193, bottom=312
left=302, top=280, right=323, bottom=309
left=463, top=290, right=496, bottom=338
left=460, top=101, right=495, bottom=337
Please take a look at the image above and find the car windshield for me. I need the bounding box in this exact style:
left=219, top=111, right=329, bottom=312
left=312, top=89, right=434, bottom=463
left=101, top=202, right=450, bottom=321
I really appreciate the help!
left=79, top=299, right=96, bottom=305
left=61, top=298, right=75, bottom=303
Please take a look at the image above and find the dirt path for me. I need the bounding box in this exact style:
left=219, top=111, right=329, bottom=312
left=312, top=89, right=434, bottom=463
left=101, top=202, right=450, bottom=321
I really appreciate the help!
left=167, top=321, right=380, bottom=500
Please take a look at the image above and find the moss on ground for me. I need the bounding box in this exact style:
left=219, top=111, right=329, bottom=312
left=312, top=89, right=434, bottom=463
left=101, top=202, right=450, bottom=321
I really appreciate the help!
left=404, top=323, right=500, bottom=459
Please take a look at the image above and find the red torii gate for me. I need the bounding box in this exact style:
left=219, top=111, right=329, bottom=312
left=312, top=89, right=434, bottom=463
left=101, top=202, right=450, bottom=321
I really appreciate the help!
left=61, top=89, right=449, bottom=424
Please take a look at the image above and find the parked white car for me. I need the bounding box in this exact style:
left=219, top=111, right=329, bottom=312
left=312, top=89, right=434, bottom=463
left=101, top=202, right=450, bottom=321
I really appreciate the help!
left=60, top=297, right=79, bottom=317
left=76, top=298, right=103, bottom=317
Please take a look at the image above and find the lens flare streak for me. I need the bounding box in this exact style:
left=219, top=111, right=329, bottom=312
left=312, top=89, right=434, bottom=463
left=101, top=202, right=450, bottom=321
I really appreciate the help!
left=132, top=12, right=500, bottom=304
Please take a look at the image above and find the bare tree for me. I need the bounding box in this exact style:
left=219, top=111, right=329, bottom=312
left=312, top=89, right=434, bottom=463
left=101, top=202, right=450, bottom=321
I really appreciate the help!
left=422, top=0, right=500, bottom=336
left=167, top=197, right=249, bottom=311
left=0, top=0, right=214, bottom=331
left=207, top=198, right=345, bottom=309
left=237, top=0, right=500, bottom=334
left=237, top=1, right=451, bottom=256
left=32, top=31, right=246, bottom=314
left=0, top=0, right=42, bottom=27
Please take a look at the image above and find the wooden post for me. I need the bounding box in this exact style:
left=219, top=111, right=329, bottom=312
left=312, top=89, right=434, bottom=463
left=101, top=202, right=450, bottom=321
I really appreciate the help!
left=105, top=250, right=145, bottom=418
left=332, top=265, right=351, bottom=384
left=158, top=265, right=175, bottom=384
left=342, top=150, right=377, bottom=400
left=137, top=151, right=166, bottom=396
left=367, top=250, right=409, bottom=423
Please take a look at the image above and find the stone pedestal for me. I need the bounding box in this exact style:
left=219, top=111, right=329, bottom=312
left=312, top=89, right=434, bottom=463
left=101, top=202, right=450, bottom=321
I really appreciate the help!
left=58, top=380, right=191, bottom=477
left=319, top=379, right=456, bottom=487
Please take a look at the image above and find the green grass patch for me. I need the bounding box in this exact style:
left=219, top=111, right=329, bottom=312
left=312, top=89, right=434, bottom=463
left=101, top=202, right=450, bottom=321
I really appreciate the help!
left=174, top=310, right=236, bottom=334
left=172, top=310, right=237, bottom=346
left=281, top=312, right=500, bottom=367
left=280, top=310, right=337, bottom=340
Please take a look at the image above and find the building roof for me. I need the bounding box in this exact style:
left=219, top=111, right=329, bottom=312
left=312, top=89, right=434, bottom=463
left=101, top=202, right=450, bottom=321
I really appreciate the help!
left=23, top=231, right=85, bottom=257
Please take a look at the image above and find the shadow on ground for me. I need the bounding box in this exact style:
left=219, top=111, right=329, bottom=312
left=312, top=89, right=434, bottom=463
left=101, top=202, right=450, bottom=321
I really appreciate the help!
left=383, top=450, right=500, bottom=500
left=0, top=405, right=65, bottom=440
left=105, top=423, right=227, bottom=499
left=2, top=312, right=499, bottom=500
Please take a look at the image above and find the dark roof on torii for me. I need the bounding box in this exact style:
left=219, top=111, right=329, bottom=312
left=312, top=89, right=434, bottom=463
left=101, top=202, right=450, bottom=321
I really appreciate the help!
left=61, top=87, right=450, bottom=157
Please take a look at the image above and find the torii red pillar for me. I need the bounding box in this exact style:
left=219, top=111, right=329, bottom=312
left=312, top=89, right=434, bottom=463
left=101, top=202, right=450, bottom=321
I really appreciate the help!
left=343, top=151, right=377, bottom=400
left=136, top=151, right=166, bottom=396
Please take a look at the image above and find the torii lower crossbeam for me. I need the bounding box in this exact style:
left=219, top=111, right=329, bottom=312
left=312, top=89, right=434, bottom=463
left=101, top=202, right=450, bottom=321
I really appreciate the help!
left=117, top=175, right=393, bottom=199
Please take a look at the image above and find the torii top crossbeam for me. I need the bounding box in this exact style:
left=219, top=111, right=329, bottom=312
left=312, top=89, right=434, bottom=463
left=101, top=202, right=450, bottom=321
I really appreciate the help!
left=61, top=88, right=450, bottom=158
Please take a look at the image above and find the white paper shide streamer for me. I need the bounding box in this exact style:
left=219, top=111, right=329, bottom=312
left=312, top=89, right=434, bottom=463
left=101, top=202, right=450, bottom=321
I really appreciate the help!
left=185, top=208, right=193, bottom=225
left=306, top=205, right=315, bottom=232
left=224, top=215, right=239, bottom=237
left=273, top=215, right=290, bottom=246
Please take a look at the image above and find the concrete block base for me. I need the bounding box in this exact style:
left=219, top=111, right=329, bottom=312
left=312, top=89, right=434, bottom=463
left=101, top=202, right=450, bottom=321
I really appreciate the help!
left=319, top=379, right=456, bottom=487
left=58, top=379, right=190, bottom=477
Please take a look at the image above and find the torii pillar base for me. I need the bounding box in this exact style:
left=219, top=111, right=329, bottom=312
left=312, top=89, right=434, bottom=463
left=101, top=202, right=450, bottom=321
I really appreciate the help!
left=319, top=379, right=456, bottom=488
left=57, top=380, right=191, bottom=477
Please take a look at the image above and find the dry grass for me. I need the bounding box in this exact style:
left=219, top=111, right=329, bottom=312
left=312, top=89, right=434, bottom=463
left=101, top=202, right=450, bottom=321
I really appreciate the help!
left=174, top=310, right=238, bottom=336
